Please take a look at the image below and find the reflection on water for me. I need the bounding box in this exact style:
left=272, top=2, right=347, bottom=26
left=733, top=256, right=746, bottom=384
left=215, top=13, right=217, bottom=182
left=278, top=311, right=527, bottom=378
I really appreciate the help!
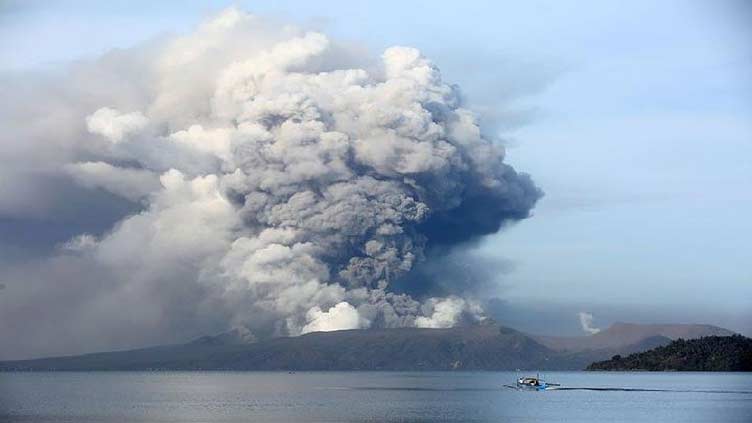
left=1, top=371, right=751, bottom=422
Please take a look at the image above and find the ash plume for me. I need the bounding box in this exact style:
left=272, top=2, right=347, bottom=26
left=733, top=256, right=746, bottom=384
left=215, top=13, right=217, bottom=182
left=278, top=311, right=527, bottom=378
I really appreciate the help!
left=0, top=8, right=541, bottom=358
left=579, top=312, right=601, bottom=335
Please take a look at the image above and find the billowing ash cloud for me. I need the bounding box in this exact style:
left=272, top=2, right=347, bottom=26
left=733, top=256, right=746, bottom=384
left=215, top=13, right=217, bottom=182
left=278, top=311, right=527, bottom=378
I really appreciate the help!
left=0, top=8, right=540, bottom=358
left=578, top=312, right=601, bottom=335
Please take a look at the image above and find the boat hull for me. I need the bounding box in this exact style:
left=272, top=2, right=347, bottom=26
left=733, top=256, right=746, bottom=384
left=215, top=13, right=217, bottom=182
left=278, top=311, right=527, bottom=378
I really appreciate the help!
left=516, top=382, right=547, bottom=391
left=516, top=377, right=548, bottom=391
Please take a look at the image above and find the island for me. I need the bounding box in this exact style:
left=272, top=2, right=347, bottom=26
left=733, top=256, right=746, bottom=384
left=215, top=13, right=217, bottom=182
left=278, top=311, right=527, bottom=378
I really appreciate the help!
left=0, top=322, right=737, bottom=371
left=587, top=335, right=752, bottom=371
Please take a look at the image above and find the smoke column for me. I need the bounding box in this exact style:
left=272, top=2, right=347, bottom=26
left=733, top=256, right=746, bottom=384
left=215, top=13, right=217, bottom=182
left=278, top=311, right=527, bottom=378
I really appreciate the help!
left=0, top=8, right=541, bottom=356
left=579, top=312, right=601, bottom=335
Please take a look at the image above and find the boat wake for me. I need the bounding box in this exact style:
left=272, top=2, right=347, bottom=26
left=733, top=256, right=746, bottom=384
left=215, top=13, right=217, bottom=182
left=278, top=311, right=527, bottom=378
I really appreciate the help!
left=502, top=385, right=752, bottom=395
left=331, top=387, right=501, bottom=392
left=335, top=386, right=752, bottom=395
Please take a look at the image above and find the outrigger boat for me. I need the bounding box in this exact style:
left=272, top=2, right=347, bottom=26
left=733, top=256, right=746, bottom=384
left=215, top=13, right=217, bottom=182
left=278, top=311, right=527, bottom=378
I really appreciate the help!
left=515, top=374, right=560, bottom=391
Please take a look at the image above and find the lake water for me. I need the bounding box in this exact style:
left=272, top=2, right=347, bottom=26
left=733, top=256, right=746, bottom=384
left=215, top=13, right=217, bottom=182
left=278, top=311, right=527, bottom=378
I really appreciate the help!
left=1, top=371, right=750, bottom=422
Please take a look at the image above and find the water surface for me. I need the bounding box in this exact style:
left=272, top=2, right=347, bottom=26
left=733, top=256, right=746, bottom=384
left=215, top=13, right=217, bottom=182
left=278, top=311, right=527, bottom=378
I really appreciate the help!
left=1, top=371, right=750, bottom=422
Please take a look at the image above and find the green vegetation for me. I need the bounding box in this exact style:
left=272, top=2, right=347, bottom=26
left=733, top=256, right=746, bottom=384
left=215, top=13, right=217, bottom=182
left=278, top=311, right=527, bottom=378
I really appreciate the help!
left=587, top=335, right=752, bottom=371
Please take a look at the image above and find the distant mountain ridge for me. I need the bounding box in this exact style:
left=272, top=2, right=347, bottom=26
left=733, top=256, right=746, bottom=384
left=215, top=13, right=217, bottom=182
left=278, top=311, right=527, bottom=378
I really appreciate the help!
left=534, top=322, right=734, bottom=352
left=0, top=322, right=735, bottom=371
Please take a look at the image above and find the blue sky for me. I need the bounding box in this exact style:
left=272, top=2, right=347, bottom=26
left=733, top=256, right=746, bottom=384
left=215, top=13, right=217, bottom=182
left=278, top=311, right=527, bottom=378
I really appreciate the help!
left=2, top=0, right=750, bottom=335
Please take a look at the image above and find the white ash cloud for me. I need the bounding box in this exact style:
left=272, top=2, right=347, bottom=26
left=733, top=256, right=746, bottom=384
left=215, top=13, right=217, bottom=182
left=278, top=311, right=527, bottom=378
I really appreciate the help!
left=0, top=8, right=541, bottom=359
left=64, top=161, right=160, bottom=201
left=302, top=302, right=365, bottom=334
left=578, top=312, right=601, bottom=335
left=415, top=297, right=483, bottom=329
left=86, top=108, right=148, bottom=144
